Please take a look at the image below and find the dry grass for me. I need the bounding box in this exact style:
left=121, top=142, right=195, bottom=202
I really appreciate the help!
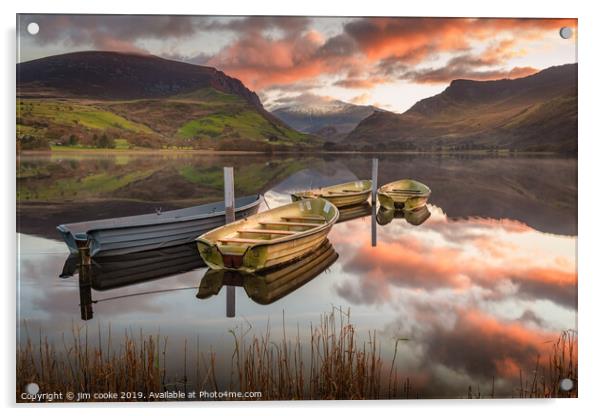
left=516, top=329, right=578, bottom=398
left=17, top=311, right=577, bottom=402
left=17, top=324, right=164, bottom=401
left=227, top=308, right=385, bottom=400
left=466, top=330, right=578, bottom=399
left=17, top=309, right=393, bottom=402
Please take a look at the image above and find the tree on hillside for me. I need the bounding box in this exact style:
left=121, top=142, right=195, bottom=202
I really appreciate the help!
left=19, top=135, right=50, bottom=150
left=323, top=141, right=336, bottom=151
left=97, top=133, right=115, bottom=148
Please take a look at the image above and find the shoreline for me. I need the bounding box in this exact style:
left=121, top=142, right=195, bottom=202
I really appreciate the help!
left=18, top=149, right=570, bottom=156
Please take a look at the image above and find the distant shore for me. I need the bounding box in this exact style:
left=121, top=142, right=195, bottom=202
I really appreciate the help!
left=18, top=148, right=569, bottom=157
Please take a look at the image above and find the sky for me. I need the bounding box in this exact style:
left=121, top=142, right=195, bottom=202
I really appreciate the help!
left=17, top=15, right=577, bottom=113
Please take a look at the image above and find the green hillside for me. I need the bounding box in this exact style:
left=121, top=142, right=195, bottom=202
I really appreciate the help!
left=17, top=89, right=315, bottom=151
left=16, top=52, right=317, bottom=151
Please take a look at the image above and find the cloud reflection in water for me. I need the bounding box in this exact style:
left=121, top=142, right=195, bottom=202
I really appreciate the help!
left=328, top=203, right=576, bottom=396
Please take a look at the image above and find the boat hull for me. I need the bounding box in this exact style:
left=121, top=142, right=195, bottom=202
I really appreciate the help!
left=377, top=180, right=431, bottom=211
left=197, top=198, right=339, bottom=272
left=197, top=240, right=338, bottom=304
left=57, top=195, right=262, bottom=257
left=377, top=193, right=429, bottom=211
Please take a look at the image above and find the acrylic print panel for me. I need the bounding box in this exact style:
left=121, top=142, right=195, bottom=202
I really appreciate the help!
left=16, top=14, right=577, bottom=402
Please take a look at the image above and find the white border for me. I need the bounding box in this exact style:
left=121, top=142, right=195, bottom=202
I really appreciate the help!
left=3, top=0, right=602, bottom=414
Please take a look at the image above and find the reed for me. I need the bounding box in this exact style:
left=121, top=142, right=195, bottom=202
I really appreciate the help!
left=515, top=329, right=578, bottom=398
left=17, top=322, right=164, bottom=400
left=17, top=309, right=392, bottom=401
left=16, top=312, right=577, bottom=401
left=466, top=329, right=578, bottom=399
left=227, top=307, right=384, bottom=399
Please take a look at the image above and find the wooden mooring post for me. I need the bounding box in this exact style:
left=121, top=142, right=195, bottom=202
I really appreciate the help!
left=78, top=245, right=93, bottom=320
left=371, top=158, right=378, bottom=204
left=371, top=158, right=378, bottom=247
left=224, top=167, right=236, bottom=318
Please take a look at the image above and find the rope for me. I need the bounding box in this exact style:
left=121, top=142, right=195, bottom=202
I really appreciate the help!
left=94, top=286, right=198, bottom=303
left=262, top=194, right=271, bottom=210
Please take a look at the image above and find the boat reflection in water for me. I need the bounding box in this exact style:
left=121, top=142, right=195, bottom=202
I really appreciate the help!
left=197, top=241, right=338, bottom=307
left=97, top=244, right=203, bottom=289
left=376, top=205, right=431, bottom=226
left=64, top=240, right=338, bottom=321
left=61, top=243, right=205, bottom=320
left=336, top=202, right=372, bottom=224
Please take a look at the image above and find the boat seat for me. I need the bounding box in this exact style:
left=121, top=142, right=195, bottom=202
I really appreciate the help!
left=389, top=189, right=423, bottom=193
left=280, top=216, right=325, bottom=222
left=238, top=229, right=297, bottom=235
left=259, top=221, right=321, bottom=227
left=219, top=237, right=268, bottom=244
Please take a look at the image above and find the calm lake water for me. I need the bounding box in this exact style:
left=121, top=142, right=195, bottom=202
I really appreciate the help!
left=16, top=152, right=577, bottom=398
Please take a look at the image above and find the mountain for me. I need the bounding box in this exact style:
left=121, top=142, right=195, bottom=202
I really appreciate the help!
left=17, top=51, right=263, bottom=106
left=346, top=64, right=577, bottom=153
left=271, top=95, right=378, bottom=140
left=17, top=51, right=316, bottom=150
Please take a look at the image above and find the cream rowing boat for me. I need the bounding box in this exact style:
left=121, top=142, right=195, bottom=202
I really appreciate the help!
left=377, top=179, right=431, bottom=211
left=197, top=240, right=338, bottom=304
left=291, top=180, right=372, bottom=208
left=196, top=198, right=339, bottom=272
